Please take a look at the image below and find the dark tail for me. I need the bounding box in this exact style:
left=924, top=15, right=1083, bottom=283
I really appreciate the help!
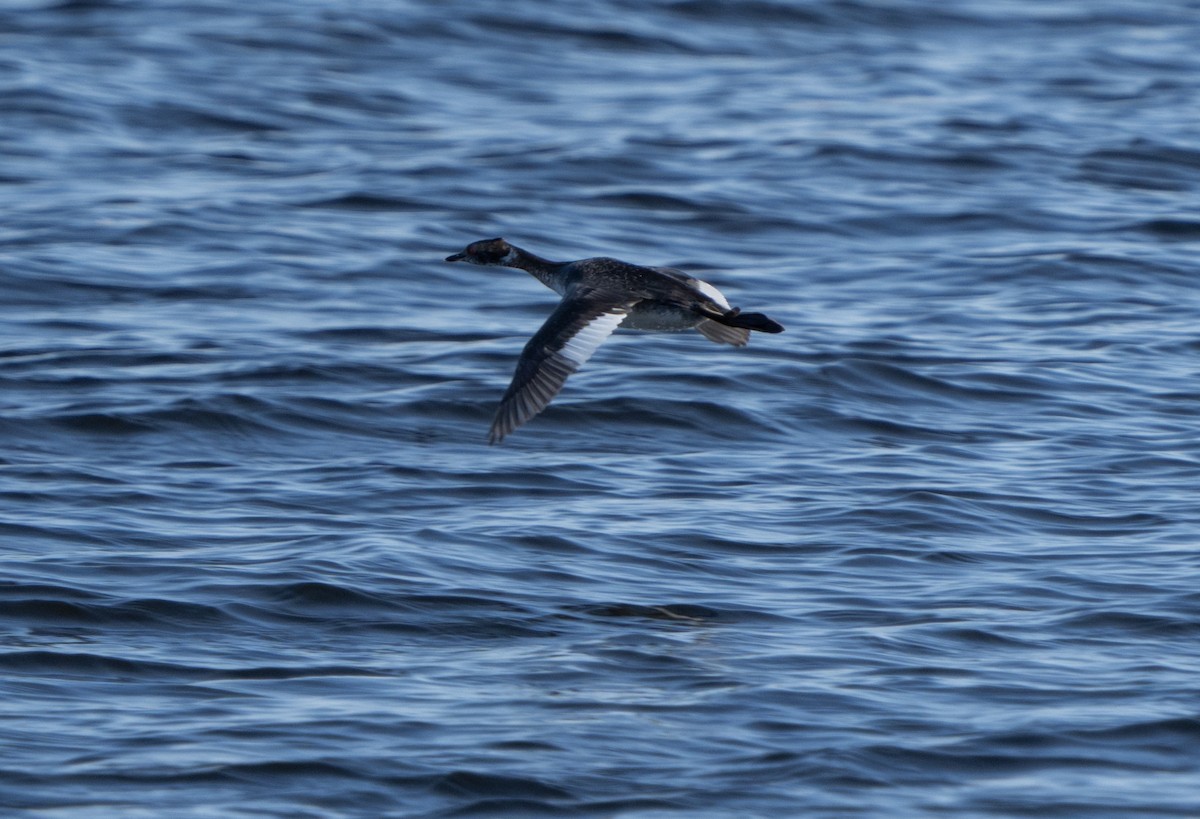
left=711, top=307, right=784, bottom=334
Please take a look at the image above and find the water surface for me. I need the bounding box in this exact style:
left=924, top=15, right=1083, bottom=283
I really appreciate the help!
left=2, top=0, right=1200, bottom=816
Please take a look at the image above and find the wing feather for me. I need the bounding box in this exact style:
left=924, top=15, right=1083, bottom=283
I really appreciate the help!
left=696, top=319, right=749, bottom=346
left=488, top=289, right=633, bottom=444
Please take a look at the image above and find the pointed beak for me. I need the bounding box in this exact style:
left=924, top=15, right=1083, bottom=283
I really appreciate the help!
left=445, top=252, right=465, bottom=262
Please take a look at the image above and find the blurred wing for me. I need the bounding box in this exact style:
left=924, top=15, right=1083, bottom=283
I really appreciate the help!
left=489, top=289, right=633, bottom=444
left=696, top=319, right=749, bottom=346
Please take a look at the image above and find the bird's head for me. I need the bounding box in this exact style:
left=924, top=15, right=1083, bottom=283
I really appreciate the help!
left=444, top=238, right=514, bottom=266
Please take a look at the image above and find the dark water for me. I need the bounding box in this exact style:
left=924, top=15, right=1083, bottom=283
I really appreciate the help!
left=3, top=0, right=1200, bottom=815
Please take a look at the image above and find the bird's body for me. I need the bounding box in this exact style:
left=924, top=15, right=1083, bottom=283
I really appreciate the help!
left=445, top=238, right=784, bottom=443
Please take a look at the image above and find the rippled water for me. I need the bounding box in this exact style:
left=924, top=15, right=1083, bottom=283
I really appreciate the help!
left=3, top=0, right=1200, bottom=816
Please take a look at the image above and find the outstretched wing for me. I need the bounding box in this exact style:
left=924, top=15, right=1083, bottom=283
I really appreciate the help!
left=489, top=288, right=634, bottom=444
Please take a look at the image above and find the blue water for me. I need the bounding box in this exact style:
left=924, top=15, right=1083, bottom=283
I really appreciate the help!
left=3, top=0, right=1200, bottom=816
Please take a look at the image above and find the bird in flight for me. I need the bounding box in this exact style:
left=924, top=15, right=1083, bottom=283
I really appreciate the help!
left=445, top=238, right=784, bottom=443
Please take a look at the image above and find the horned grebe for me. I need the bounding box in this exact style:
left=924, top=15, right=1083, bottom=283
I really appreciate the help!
left=445, top=238, right=784, bottom=443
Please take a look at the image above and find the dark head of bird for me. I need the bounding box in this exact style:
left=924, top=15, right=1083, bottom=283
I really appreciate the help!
left=445, top=238, right=513, bottom=265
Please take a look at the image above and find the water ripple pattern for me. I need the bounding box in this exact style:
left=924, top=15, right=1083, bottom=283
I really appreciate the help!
left=2, top=0, right=1199, bottom=816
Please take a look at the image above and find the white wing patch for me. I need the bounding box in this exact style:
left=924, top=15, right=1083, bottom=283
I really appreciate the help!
left=559, top=310, right=627, bottom=367
left=692, top=278, right=731, bottom=310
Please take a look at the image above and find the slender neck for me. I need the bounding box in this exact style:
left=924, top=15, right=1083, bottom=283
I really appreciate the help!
left=504, top=245, right=565, bottom=289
